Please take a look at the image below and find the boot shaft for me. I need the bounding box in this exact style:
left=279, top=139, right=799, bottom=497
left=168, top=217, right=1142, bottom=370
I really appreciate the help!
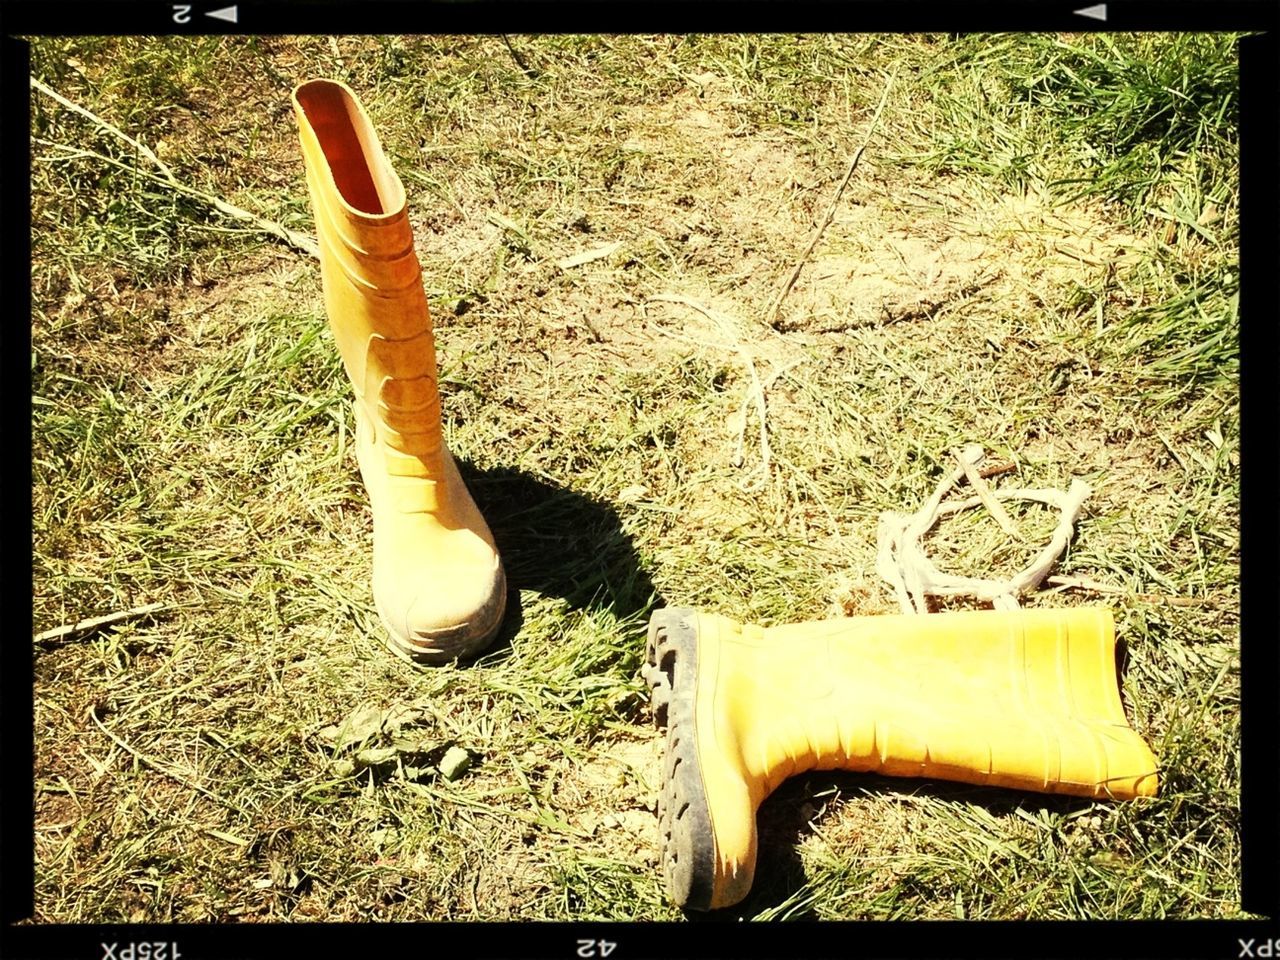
left=696, top=607, right=1158, bottom=802
left=292, top=79, right=443, bottom=462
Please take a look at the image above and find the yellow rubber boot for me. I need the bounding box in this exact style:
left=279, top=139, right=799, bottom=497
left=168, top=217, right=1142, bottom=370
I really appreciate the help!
left=292, top=79, right=506, bottom=663
left=643, top=606, right=1158, bottom=910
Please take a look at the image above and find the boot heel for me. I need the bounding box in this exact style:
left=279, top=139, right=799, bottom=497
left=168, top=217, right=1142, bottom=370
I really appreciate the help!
left=645, top=608, right=717, bottom=911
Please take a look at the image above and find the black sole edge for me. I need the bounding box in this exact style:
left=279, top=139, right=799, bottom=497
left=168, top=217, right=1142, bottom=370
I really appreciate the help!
left=644, top=607, right=717, bottom=912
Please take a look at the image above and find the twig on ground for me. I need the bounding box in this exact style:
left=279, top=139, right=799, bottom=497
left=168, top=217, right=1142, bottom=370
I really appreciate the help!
left=733, top=360, right=803, bottom=468
left=501, top=35, right=539, bottom=80
left=30, top=76, right=320, bottom=259
left=976, top=459, right=1018, bottom=480
left=767, top=70, right=897, bottom=330
left=953, top=445, right=1023, bottom=540
left=1045, top=576, right=1234, bottom=607
left=31, top=76, right=177, bottom=181
left=648, top=294, right=780, bottom=485
left=34, top=602, right=167, bottom=647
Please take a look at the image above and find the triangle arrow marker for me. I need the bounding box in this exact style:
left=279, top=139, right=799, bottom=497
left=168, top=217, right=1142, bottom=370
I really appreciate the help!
left=206, top=5, right=238, bottom=23
left=1074, top=3, right=1107, bottom=20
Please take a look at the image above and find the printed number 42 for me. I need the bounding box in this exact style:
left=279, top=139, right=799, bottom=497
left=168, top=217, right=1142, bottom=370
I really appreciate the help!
left=577, top=940, right=617, bottom=958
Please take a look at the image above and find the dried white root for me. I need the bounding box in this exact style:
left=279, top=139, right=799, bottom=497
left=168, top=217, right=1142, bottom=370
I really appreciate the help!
left=877, top=444, right=1091, bottom=614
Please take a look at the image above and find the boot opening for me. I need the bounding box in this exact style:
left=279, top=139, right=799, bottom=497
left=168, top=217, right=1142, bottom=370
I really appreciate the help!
left=294, top=80, right=404, bottom=217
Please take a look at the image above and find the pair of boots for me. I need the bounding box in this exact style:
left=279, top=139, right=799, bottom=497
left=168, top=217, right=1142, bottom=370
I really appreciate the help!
left=294, top=80, right=1159, bottom=912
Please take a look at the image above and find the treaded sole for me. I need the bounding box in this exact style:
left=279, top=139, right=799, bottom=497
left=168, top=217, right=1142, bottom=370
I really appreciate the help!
left=643, top=607, right=717, bottom=911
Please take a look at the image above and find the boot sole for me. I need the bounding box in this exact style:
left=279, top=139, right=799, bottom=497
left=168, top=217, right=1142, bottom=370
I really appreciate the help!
left=644, top=607, right=717, bottom=912
left=381, top=567, right=509, bottom=665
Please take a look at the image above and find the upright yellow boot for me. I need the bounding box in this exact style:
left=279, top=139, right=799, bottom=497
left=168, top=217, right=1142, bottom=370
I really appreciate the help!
left=292, top=79, right=506, bottom=663
left=643, top=606, right=1158, bottom=910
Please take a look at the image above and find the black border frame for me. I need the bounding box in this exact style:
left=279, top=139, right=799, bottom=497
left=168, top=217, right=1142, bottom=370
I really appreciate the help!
left=7, top=4, right=1277, bottom=958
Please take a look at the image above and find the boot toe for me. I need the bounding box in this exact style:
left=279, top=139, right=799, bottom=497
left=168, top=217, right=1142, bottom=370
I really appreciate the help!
left=378, top=555, right=507, bottom=664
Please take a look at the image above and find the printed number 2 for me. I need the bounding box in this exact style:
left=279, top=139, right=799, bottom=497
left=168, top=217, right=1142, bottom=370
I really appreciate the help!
left=172, top=5, right=192, bottom=23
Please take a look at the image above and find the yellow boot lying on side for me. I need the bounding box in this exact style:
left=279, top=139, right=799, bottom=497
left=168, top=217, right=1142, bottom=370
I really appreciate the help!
left=643, top=606, right=1158, bottom=910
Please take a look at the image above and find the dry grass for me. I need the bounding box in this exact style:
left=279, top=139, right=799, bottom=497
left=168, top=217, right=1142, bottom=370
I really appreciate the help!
left=29, top=33, right=1241, bottom=921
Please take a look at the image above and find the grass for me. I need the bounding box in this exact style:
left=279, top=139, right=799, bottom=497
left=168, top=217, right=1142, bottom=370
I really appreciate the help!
left=29, top=33, right=1241, bottom=920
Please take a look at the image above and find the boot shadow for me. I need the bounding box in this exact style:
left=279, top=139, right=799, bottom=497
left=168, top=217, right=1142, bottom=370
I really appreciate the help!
left=457, top=460, right=664, bottom=643
left=692, top=772, right=1099, bottom=920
